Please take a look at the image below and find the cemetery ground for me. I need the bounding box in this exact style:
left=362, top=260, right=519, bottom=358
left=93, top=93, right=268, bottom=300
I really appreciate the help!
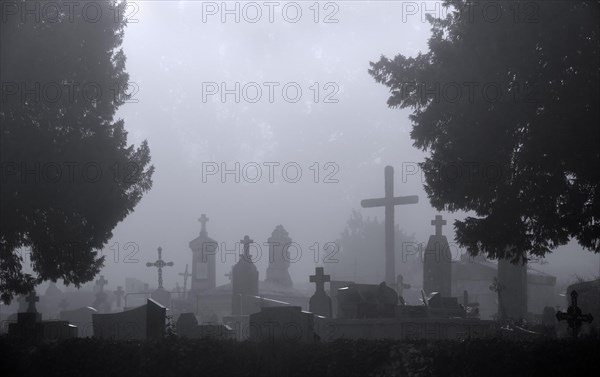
left=1, top=335, right=599, bottom=377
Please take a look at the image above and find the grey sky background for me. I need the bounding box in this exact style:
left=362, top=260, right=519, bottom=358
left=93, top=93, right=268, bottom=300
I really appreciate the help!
left=33, top=1, right=599, bottom=294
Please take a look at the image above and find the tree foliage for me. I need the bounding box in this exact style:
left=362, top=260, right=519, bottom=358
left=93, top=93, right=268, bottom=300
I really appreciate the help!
left=369, top=1, right=599, bottom=262
left=0, top=1, right=154, bottom=303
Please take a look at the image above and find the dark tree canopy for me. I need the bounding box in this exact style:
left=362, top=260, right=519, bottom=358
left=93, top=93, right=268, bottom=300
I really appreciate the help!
left=369, top=1, right=599, bottom=262
left=0, top=1, right=154, bottom=303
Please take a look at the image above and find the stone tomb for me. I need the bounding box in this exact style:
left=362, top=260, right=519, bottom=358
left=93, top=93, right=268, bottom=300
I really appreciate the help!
left=92, top=298, right=166, bottom=340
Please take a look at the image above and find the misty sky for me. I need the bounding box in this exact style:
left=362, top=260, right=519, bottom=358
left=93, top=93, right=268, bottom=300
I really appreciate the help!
left=32, top=1, right=599, bottom=294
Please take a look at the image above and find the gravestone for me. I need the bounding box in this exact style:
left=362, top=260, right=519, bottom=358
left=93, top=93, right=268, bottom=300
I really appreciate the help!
left=93, top=299, right=166, bottom=340
left=498, top=256, right=527, bottom=321
left=265, top=225, right=294, bottom=287
left=114, top=286, right=125, bottom=308
left=9, top=290, right=77, bottom=340
left=60, top=307, right=97, bottom=337
left=92, top=275, right=110, bottom=312
left=556, top=290, right=594, bottom=338
left=361, top=165, right=419, bottom=287
left=231, top=235, right=259, bottom=315
left=147, top=246, right=174, bottom=307
left=189, top=214, right=218, bottom=294
left=176, top=312, right=198, bottom=337
left=337, top=282, right=398, bottom=319
left=309, top=267, right=332, bottom=318
left=423, top=215, right=452, bottom=297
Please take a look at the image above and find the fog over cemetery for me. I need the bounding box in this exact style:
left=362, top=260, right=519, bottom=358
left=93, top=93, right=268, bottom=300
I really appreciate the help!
left=1, top=1, right=599, bottom=376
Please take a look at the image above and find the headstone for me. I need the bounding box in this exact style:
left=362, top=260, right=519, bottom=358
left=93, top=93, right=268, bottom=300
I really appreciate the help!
left=231, top=235, right=259, bottom=315
left=60, top=307, right=97, bottom=337
left=265, top=225, right=294, bottom=287
left=309, top=267, right=332, bottom=318
left=189, top=214, right=218, bottom=294
left=556, top=290, right=594, bottom=338
left=337, top=282, right=398, bottom=319
left=93, top=299, right=166, bottom=340
left=114, top=286, right=125, bottom=308
left=146, top=246, right=174, bottom=307
left=176, top=312, right=198, bottom=337
left=423, top=215, right=452, bottom=297
left=26, top=290, right=40, bottom=314
left=92, top=276, right=110, bottom=313
left=497, top=256, right=527, bottom=321
left=361, top=165, right=419, bottom=286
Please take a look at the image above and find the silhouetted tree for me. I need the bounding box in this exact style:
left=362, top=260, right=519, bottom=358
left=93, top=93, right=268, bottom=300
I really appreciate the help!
left=0, top=1, right=154, bottom=303
left=369, top=1, right=599, bottom=262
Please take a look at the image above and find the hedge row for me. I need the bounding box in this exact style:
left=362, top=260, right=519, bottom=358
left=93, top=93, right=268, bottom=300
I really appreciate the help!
left=1, top=336, right=599, bottom=377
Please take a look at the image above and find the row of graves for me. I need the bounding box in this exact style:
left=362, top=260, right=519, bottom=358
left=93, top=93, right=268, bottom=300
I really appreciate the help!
left=4, top=165, right=596, bottom=342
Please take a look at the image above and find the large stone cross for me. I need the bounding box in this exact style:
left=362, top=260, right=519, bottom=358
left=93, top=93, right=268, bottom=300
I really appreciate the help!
left=146, top=246, right=174, bottom=289
left=431, top=215, right=447, bottom=236
left=26, top=290, right=39, bottom=313
left=556, top=290, right=594, bottom=338
left=240, top=235, right=254, bottom=260
left=114, top=286, right=125, bottom=307
left=310, top=267, right=330, bottom=293
left=198, top=214, right=209, bottom=234
left=95, top=275, right=108, bottom=292
left=179, top=264, right=191, bottom=295
left=361, top=165, right=419, bottom=286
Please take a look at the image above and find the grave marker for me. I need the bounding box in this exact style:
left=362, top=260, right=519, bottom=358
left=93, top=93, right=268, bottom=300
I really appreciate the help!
left=361, top=165, right=418, bottom=286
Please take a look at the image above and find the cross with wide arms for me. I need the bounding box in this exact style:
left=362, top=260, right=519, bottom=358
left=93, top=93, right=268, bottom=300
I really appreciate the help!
left=146, top=246, right=174, bottom=289
left=431, top=215, right=446, bottom=236
left=95, top=275, right=108, bottom=292
left=556, top=290, right=594, bottom=338
left=310, top=267, right=330, bottom=293
left=240, top=235, right=254, bottom=261
left=26, top=290, right=39, bottom=313
left=361, top=165, right=419, bottom=286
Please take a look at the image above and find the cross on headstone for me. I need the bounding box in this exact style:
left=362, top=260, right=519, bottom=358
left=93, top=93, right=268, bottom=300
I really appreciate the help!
left=26, top=290, right=39, bottom=313
left=310, top=267, right=330, bottom=293
left=361, top=165, right=419, bottom=286
left=240, top=235, right=254, bottom=260
left=198, top=214, right=209, bottom=234
left=179, top=264, right=191, bottom=296
left=146, top=246, right=174, bottom=289
left=431, top=215, right=447, bottom=236
left=556, top=290, right=594, bottom=338
left=114, top=286, right=124, bottom=307
left=95, top=275, right=108, bottom=292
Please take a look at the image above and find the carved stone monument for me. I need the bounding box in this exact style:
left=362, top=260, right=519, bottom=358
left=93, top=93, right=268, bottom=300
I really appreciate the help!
left=265, top=225, right=293, bottom=287
left=189, top=214, right=218, bottom=294
left=146, top=247, right=174, bottom=307
left=231, top=235, right=259, bottom=315
left=309, top=267, right=332, bottom=318
left=423, top=215, right=452, bottom=297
